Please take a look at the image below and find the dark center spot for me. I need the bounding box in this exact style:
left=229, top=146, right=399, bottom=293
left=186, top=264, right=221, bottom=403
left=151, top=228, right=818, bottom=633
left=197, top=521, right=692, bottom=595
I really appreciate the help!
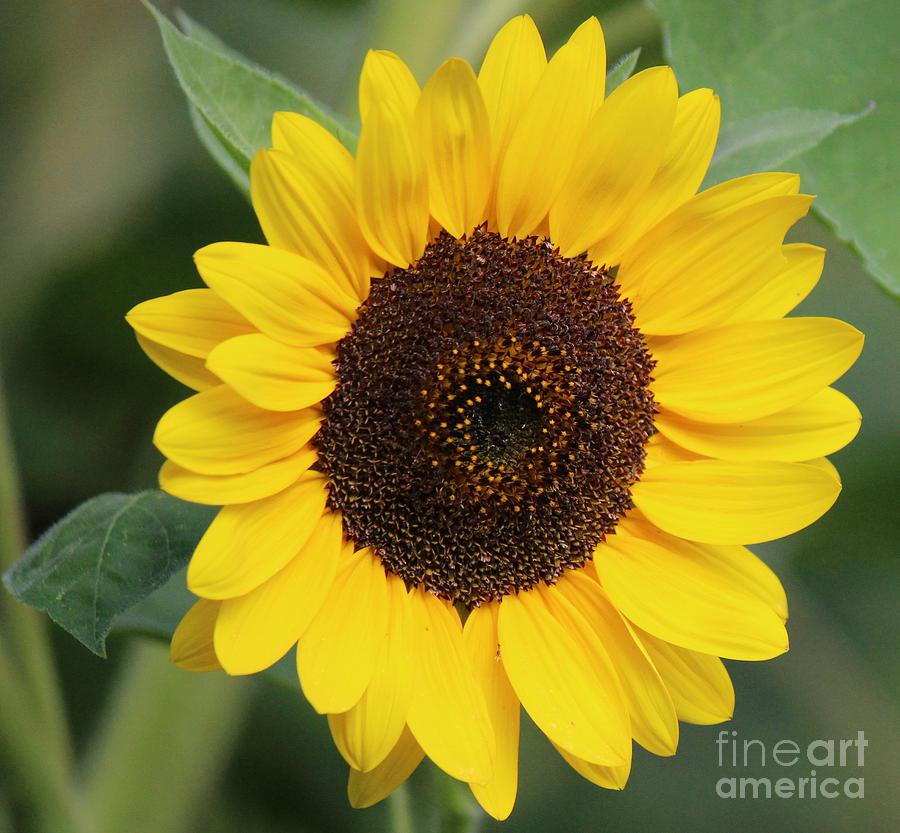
left=460, top=377, right=542, bottom=468
left=314, top=227, right=656, bottom=606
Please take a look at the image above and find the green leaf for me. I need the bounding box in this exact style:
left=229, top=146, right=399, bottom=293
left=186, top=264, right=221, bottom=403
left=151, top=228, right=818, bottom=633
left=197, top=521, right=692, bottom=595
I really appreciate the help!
left=2, top=491, right=215, bottom=657
left=705, top=105, right=874, bottom=187
left=650, top=0, right=899, bottom=296
left=113, top=567, right=197, bottom=644
left=188, top=105, right=251, bottom=196
left=605, top=48, right=641, bottom=93
left=172, top=11, right=252, bottom=195
left=173, top=9, right=241, bottom=58
left=145, top=3, right=357, bottom=189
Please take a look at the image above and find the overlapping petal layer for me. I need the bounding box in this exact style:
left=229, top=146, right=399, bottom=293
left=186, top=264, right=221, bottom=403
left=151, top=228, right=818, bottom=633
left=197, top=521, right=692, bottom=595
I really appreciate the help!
left=495, top=18, right=605, bottom=238
left=328, top=574, right=414, bottom=772
left=187, top=471, right=329, bottom=598
left=650, top=318, right=863, bottom=423
left=214, top=511, right=343, bottom=674
left=155, top=386, right=322, bottom=475
left=159, top=447, right=318, bottom=505
left=298, top=547, right=390, bottom=714
left=596, top=517, right=788, bottom=658
left=194, top=242, right=358, bottom=346
left=556, top=571, right=678, bottom=756
left=464, top=604, right=520, bottom=819
left=406, top=589, right=495, bottom=784
left=355, top=101, right=430, bottom=268
left=498, top=585, right=630, bottom=766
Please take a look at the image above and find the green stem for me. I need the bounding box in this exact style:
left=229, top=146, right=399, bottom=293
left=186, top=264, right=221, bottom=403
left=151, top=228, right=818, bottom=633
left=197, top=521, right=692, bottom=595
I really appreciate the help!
left=0, top=370, right=27, bottom=571
left=387, top=782, right=415, bottom=833
left=436, top=771, right=482, bottom=833
left=0, top=367, right=78, bottom=827
left=415, top=766, right=482, bottom=833
left=82, top=641, right=250, bottom=833
left=0, top=640, right=89, bottom=833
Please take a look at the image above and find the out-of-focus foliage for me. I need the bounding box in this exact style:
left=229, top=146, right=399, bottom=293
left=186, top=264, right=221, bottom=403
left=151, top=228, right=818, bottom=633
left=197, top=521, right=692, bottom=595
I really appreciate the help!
left=706, top=106, right=871, bottom=188
left=651, top=0, right=900, bottom=295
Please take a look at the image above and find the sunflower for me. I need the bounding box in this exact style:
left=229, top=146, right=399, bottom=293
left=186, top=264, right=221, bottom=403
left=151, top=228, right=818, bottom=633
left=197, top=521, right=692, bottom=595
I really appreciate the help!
left=126, top=15, right=863, bottom=820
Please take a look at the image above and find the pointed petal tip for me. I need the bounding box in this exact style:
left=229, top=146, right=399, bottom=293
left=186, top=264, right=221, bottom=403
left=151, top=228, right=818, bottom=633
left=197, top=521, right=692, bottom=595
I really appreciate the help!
left=470, top=785, right=515, bottom=821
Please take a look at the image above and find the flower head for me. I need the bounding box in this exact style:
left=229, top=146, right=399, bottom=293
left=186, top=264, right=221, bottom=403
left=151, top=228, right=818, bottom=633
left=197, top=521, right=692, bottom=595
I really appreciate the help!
left=127, top=15, right=863, bottom=819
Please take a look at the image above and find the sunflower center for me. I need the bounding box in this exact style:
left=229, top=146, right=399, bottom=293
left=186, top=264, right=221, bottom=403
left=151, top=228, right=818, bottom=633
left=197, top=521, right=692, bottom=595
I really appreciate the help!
left=315, top=227, right=656, bottom=606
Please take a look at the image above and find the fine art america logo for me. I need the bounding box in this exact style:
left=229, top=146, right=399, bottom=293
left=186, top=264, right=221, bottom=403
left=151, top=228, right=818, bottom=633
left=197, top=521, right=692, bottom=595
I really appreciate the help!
left=715, top=730, right=867, bottom=800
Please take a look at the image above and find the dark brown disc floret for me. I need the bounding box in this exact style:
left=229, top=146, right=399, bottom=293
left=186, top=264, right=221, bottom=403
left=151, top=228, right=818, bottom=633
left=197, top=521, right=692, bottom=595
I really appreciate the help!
left=315, top=227, right=655, bottom=606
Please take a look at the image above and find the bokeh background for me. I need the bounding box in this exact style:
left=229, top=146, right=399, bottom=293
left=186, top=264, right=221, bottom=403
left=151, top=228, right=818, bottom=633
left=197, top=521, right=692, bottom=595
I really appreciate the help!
left=1, top=1, right=897, bottom=831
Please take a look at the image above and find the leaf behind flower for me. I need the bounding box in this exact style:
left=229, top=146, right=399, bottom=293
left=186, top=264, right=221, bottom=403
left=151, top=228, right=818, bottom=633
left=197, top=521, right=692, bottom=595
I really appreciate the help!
left=3, top=491, right=215, bottom=657
left=145, top=3, right=357, bottom=193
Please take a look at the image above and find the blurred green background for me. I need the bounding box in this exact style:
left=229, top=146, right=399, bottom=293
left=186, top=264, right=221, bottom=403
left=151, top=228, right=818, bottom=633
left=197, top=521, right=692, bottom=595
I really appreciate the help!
left=1, top=1, right=897, bottom=831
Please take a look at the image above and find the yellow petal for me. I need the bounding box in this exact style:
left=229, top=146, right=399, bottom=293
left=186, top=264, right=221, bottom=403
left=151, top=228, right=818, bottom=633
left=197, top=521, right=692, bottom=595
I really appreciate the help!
left=647, top=169, right=800, bottom=222
left=638, top=514, right=788, bottom=620
left=723, top=243, right=824, bottom=323
left=194, top=242, right=357, bottom=348
left=359, top=50, right=420, bottom=122
left=250, top=145, right=371, bottom=300
left=187, top=471, right=329, bottom=599
left=495, top=18, right=605, bottom=238
left=298, top=547, right=389, bottom=714
left=154, top=386, right=322, bottom=475
left=328, top=574, right=414, bottom=772
left=655, top=387, right=861, bottom=462
left=632, top=626, right=735, bottom=724
left=269, top=106, right=360, bottom=263
left=616, top=171, right=801, bottom=291
left=651, top=317, right=864, bottom=423
left=554, top=742, right=631, bottom=790
left=596, top=88, right=720, bottom=264
left=159, top=447, right=317, bottom=506
left=597, top=517, right=788, bottom=659
left=632, top=458, right=841, bottom=545
left=621, top=194, right=813, bottom=335
left=272, top=110, right=354, bottom=169
left=347, top=726, right=424, bottom=809
left=135, top=334, right=219, bottom=392
left=804, top=456, right=841, bottom=483
left=206, top=333, right=336, bottom=412
left=644, top=431, right=706, bottom=469
left=498, top=585, right=630, bottom=766
left=127, top=289, right=254, bottom=358
left=550, top=66, right=678, bottom=257
left=556, top=571, right=678, bottom=756
left=355, top=100, right=430, bottom=268
left=477, top=15, right=546, bottom=171
left=213, top=511, right=343, bottom=674
left=632, top=513, right=787, bottom=620
left=170, top=599, right=222, bottom=672
left=406, top=589, right=495, bottom=785
left=416, top=58, right=491, bottom=238
left=464, top=603, right=520, bottom=821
